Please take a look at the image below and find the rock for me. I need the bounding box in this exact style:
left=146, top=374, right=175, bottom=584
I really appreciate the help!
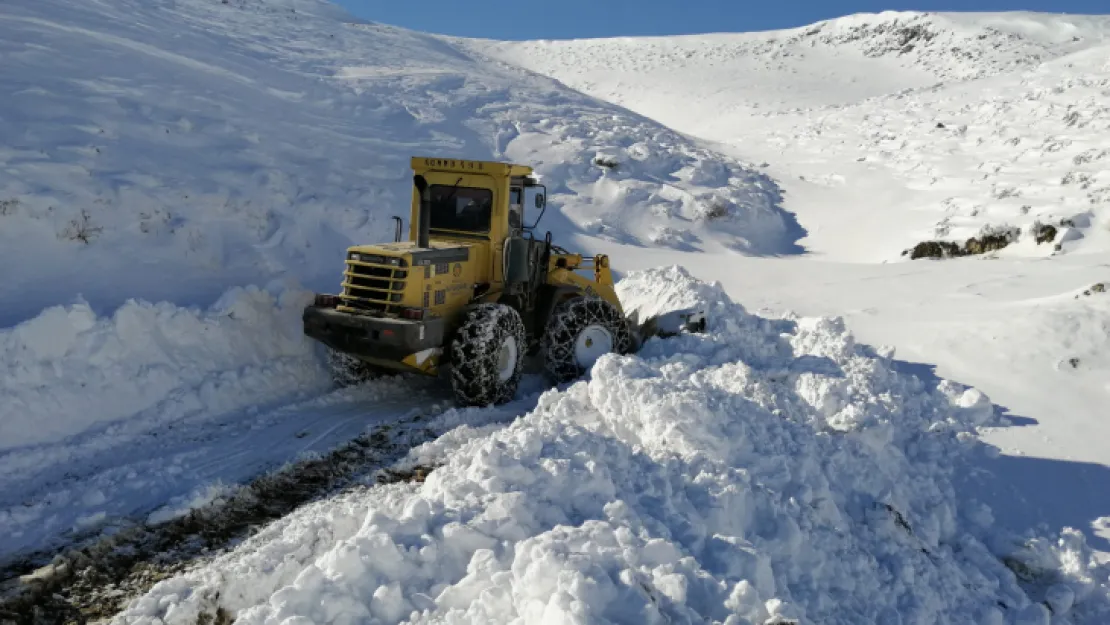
left=909, top=240, right=963, bottom=259
left=1030, top=222, right=1057, bottom=245
left=907, top=225, right=1020, bottom=260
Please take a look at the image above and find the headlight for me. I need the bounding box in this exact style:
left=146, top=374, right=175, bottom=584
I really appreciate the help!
left=349, top=253, right=403, bottom=266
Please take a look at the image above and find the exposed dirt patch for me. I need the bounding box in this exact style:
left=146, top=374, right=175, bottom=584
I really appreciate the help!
left=907, top=240, right=964, bottom=259
left=0, top=415, right=439, bottom=625
left=376, top=465, right=436, bottom=484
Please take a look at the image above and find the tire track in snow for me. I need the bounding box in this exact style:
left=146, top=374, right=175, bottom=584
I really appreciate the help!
left=0, top=405, right=445, bottom=623
left=0, top=374, right=544, bottom=624
left=0, top=374, right=442, bottom=565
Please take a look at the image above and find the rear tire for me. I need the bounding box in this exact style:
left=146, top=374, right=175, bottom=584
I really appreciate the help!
left=449, top=304, right=526, bottom=407
left=543, top=296, right=633, bottom=383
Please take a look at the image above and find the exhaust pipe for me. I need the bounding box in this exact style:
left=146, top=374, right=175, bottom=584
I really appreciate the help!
left=413, top=175, right=430, bottom=249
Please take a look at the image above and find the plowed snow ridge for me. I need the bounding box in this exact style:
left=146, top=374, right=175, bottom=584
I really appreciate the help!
left=115, top=268, right=1110, bottom=624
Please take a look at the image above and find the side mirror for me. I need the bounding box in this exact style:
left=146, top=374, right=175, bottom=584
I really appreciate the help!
left=526, top=185, right=548, bottom=230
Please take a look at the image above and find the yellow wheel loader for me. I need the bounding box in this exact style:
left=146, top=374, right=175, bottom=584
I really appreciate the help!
left=303, top=157, right=705, bottom=406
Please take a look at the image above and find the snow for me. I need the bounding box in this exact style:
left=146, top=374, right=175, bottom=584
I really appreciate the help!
left=478, top=6, right=1110, bottom=560
left=0, top=376, right=452, bottom=560
left=114, top=268, right=1110, bottom=624
left=0, top=283, right=327, bottom=452
left=0, top=0, right=794, bottom=562
left=474, top=11, right=1110, bottom=260
left=3, top=1, right=1110, bottom=622
left=0, top=0, right=795, bottom=330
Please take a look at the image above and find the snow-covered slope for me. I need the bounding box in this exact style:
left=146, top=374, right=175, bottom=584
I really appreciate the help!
left=0, top=0, right=798, bottom=452
left=0, top=0, right=795, bottom=328
left=475, top=11, right=1110, bottom=259
left=475, top=12, right=1110, bottom=135
left=116, top=269, right=1110, bottom=625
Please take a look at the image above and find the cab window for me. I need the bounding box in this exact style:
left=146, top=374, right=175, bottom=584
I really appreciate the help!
left=429, top=185, right=492, bottom=234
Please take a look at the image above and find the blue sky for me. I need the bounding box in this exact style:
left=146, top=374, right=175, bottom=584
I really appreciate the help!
left=335, top=1, right=1106, bottom=39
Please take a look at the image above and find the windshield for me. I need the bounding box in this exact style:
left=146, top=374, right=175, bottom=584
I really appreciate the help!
left=429, top=185, right=492, bottom=234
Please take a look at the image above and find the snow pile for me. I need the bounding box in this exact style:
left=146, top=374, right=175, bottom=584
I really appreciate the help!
left=114, top=268, right=1110, bottom=625
left=0, top=282, right=330, bottom=453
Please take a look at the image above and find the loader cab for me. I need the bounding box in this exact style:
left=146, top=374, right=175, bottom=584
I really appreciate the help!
left=408, top=158, right=544, bottom=242
left=405, top=158, right=547, bottom=287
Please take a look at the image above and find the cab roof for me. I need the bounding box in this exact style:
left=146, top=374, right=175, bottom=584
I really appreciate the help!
left=411, top=156, right=533, bottom=178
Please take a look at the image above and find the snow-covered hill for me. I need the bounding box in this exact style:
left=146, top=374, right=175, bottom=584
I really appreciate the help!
left=474, top=12, right=1110, bottom=130
left=0, top=0, right=801, bottom=331
left=475, top=11, right=1110, bottom=259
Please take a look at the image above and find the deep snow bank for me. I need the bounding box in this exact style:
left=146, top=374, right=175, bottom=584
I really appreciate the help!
left=0, top=282, right=331, bottom=453
left=115, top=268, right=1110, bottom=625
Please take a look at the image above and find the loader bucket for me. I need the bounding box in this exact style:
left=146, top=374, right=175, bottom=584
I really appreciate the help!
left=627, top=306, right=706, bottom=349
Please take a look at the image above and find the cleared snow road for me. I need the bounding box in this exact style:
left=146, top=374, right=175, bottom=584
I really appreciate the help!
left=0, top=375, right=454, bottom=568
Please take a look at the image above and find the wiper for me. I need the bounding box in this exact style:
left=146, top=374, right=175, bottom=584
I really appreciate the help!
left=442, top=177, right=463, bottom=203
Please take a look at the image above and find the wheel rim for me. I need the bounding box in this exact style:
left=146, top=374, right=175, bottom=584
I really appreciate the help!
left=574, top=324, right=614, bottom=369
left=496, top=335, right=519, bottom=382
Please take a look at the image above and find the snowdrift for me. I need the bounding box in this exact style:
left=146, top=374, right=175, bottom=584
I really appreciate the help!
left=0, top=280, right=335, bottom=557
left=115, top=268, right=1110, bottom=625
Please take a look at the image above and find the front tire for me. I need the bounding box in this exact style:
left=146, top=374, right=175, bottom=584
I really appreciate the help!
left=543, top=296, right=633, bottom=383
left=449, top=304, right=526, bottom=407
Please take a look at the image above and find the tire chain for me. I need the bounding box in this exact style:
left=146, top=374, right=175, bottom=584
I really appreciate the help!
left=543, top=297, right=633, bottom=383
left=448, top=304, right=526, bottom=407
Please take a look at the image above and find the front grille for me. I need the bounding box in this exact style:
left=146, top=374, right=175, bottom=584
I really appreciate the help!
left=340, top=255, right=407, bottom=314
